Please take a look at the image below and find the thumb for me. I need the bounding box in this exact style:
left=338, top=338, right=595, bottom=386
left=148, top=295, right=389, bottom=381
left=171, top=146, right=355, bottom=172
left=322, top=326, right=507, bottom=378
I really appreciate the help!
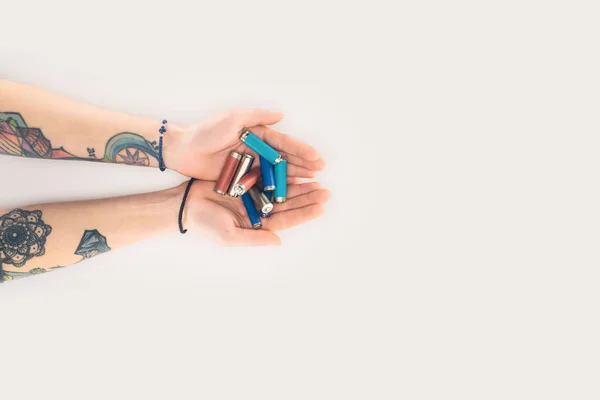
left=238, top=109, right=284, bottom=128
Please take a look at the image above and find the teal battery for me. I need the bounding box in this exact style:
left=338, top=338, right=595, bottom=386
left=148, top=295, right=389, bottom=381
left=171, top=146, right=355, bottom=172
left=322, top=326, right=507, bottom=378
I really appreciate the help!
left=273, top=160, right=288, bottom=203
left=240, top=130, right=282, bottom=165
left=260, top=156, right=276, bottom=190
left=242, top=192, right=262, bottom=229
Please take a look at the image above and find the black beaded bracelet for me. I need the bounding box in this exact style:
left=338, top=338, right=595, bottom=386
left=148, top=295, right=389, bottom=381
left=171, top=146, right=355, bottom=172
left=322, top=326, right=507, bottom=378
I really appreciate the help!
left=158, top=119, right=167, bottom=171
left=178, top=178, right=196, bottom=234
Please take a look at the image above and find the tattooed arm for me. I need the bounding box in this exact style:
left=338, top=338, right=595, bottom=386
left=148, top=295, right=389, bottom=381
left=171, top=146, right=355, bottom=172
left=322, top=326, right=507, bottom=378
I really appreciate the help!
left=0, top=80, right=325, bottom=178
left=0, top=187, right=182, bottom=281
left=0, top=180, right=329, bottom=281
left=0, top=80, right=182, bottom=166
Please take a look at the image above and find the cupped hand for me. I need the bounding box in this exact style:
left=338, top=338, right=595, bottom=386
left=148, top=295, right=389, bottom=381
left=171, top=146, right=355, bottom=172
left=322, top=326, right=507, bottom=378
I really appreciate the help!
left=181, top=180, right=330, bottom=246
left=164, top=110, right=326, bottom=180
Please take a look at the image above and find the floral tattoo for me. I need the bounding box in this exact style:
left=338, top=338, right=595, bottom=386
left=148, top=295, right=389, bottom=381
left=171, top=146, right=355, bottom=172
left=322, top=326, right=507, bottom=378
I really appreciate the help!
left=0, top=209, right=52, bottom=268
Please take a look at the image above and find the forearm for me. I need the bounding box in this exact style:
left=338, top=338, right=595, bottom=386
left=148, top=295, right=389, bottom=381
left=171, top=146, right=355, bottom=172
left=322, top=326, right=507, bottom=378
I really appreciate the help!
left=0, top=80, right=183, bottom=166
left=0, top=185, right=183, bottom=281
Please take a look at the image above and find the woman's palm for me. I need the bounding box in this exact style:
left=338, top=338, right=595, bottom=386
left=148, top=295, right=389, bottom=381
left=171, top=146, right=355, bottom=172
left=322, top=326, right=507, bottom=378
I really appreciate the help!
left=184, top=180, right=330, bottom=246
left=171, top=110, right=326, bottom=181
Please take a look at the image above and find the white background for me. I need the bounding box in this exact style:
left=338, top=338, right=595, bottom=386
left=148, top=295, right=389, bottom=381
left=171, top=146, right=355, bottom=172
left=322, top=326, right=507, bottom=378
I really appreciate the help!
left=1, top=1, right=599, bottom=399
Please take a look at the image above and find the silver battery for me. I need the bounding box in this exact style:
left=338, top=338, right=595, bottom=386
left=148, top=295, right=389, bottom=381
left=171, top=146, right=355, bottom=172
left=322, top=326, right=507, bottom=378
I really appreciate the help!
left=232, top=183, right=248, bottom=197
left=228, top=154, right=255, bottom=197
left=248, top=186, right=274, bottom=214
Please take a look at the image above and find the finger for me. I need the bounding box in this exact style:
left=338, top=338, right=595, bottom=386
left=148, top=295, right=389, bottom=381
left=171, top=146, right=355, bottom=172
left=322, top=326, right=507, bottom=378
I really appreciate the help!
left=288, top=163, right=319, bottom=178
left=227, top=229, right=281, bottom=246
left=237, top=109, right=284, bottom=128
left=287, top=177, right=302, bottom=184
left=287, top=182, right=322, bottom=198
left=281, top=151, right=327, bottom=172
left=251, top=126, right=320, bottom=161
left=264, top=204, right=325, bottom=231
left=272, top=189, right=330, bottom=213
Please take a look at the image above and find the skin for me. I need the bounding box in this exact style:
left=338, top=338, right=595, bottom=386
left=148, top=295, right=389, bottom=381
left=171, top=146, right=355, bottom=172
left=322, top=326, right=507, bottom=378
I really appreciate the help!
left=0, top=80, right=327, bottom=179
left=185, top=180, right=330, bottom=246
left=0, top=181, right=330, bottom=275
left=0, top=80, right=329, bottom=279
left=165, top=110, right=327, bottom=180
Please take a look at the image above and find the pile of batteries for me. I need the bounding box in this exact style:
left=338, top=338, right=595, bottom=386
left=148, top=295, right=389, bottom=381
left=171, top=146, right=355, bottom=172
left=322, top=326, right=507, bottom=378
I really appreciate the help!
left=214, top=129, right=288, bottom=229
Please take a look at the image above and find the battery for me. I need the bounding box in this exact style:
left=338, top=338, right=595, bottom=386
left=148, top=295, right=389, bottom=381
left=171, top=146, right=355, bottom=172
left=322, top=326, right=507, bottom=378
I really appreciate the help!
left=249, top=186, right=274, bottom=215
left=232, top=167, right=260, bottom=196
left=240, top=130, right=283, bottom=165
left=228, top=154, right=255, bottom=197
left=214, top=151, right=242, bottom=195
left=259, top=211, right=271, bottom=218
left=273, top=159, right=288, bottom=203
left=263, top=190, right=273, bottom=201
left=242, top=192, right=262, bottom=229
left=260, top=156, right=276, bottom=191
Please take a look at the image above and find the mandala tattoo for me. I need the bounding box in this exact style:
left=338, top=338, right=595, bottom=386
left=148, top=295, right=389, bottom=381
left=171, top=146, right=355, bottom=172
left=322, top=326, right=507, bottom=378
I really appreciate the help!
left=0, top=209, right=52, bottom=268
left=0, top=112, right=158, bottom=166
left=74, top=229, right=111, bottom=260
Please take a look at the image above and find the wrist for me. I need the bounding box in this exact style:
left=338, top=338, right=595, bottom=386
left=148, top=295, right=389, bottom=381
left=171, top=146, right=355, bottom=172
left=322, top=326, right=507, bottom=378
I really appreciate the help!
left=162, top=183, right=188, bottom=233
left=161, top=123, right=186, bottom=172
left=177, top=179, right=213, bottom=234
left=133, top=184, right=186, bottom=235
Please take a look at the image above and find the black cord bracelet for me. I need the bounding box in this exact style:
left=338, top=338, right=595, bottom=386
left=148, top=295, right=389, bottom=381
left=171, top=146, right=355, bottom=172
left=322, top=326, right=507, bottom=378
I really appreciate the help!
left=178, top=178, right=196, bottom=234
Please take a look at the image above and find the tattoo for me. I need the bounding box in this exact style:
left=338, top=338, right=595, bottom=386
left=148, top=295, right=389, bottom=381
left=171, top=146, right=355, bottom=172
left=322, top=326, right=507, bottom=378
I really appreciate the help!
left=0, top=112, right=158, bottom=165
left=0, top=112, right=73, bottom=159
left=0, top=221, right=111, bottom=283
left=0, top=209, right=52, bottom=268
left=2, top=267, right=47, bottom=281
left=2, top=266, right=67, bottom=281
left=74, top=229, right=111, bottom=260
left=103, top=132, right=158, bottom=166
left=0, top=230, right=111, bottom=283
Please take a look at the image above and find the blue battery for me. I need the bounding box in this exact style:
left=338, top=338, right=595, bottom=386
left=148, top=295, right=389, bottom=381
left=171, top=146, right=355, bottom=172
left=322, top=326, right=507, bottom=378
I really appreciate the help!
left=273, top=160, right=288, bottom=203
left=242, top=192, right=262, bottom=229
left=263, top=190, right=273, bottom=201
left=240, top=130, right=282, bottom=165
left=260, top=156, right=276, bottom=191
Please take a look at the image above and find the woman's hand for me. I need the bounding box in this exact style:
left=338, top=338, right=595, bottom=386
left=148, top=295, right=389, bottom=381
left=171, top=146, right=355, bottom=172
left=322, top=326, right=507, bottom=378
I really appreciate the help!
left=164, top=110, right=326, bottom=180
left=182, top=180, right=330, bottom=246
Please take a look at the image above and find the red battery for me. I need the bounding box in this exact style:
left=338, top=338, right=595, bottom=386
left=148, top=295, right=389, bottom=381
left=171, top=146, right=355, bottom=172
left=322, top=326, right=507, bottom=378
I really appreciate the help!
left=231, top=167, right=260, bottom=196
left=214, top=151, right=242, bottom=195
